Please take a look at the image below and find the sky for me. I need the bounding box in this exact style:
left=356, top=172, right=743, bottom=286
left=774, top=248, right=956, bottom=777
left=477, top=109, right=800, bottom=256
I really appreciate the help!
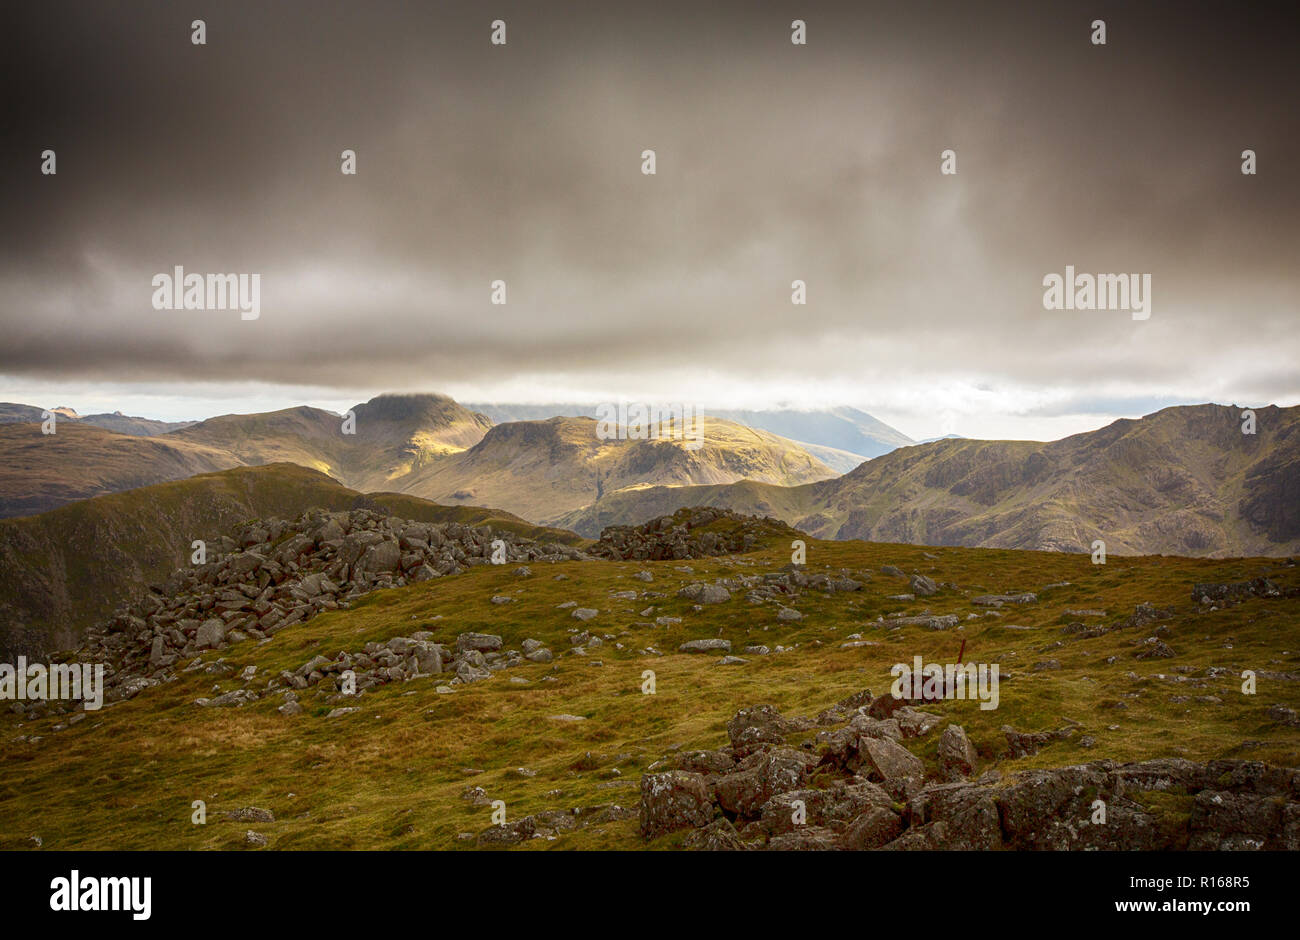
left=2, top=0, right=1297, bottom=442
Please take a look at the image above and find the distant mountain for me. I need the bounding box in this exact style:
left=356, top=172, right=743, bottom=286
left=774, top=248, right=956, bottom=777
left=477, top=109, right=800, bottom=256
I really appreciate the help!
left=80, top=411, right=195, bottom=436
left=788, top=441, right=872, bottom=474
left=0, top=421, right=242, bottom=518
left=0, top=463, right=583, bottom=660
left=167, top=393, right=494, bottom=492
left=703, top=407, right=913, bottom=459
left=0, top=403, right=55, bottom=423
left=0, top=402, right=192, bottom=436
left=391, top=415, right=838, bottom=526
left=555, top=404, right=1300, bottom=557
left=0, top=393, right=837, bottom=522
left=466, top=403, right=913, bottom=462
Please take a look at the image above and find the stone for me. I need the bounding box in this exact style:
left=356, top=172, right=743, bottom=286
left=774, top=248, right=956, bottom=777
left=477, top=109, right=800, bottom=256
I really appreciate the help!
left=678, top=583, right=731, bottom=604
left=678, top=639, right=731, bottom=654
left=713, top=749, right=817, bottom=818
left=639, top=771, right=714, bottom=839
left=937, top=724, right=978, bottom=780
left=838, top=807, right=904, bottom=849
left=858, top=736, right=925, bottom=799
left=195, top=618, right=226, bottom=650
left=910, top=574, right=938, bottom=596
left=456, top=632, right=503, bottom=653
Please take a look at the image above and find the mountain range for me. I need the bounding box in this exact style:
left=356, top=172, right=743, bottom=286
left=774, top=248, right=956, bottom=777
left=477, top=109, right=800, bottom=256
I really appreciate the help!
left=0, top=403, right=194, bottom=436
left=0, top=394, right=841, bottom=524
left=558, top=404, right=1300, bottom=557
left=1, top=394, right=1296, bottom=562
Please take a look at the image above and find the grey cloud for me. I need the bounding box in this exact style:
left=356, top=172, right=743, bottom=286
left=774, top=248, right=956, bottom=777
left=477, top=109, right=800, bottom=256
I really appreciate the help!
left=1, top=0, right=1296, bottom=413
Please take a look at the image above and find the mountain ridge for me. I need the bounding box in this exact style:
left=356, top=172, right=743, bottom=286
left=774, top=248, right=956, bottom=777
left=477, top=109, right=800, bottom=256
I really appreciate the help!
left=557, top=404, right=1300, bottom=557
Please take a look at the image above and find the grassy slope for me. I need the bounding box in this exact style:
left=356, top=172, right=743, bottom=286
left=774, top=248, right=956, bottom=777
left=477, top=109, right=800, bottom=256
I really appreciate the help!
left=3, top=529, right=1297, bottom=850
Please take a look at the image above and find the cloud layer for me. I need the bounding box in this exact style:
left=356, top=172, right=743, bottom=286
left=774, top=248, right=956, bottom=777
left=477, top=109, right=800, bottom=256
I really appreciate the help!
left=3, top=0, right=1297, bottom=438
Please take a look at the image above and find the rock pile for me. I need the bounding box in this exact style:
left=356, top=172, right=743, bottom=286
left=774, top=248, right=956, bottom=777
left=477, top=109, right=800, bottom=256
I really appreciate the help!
left=277, top=629, right=556, bottom=705
left=1193, top=578, right=1281, bottom=604
left=59, top=508, right=581, bottom=710
left=638, top=694, right=1300, bottom=850
left=592, top=507, right=801, bottom=561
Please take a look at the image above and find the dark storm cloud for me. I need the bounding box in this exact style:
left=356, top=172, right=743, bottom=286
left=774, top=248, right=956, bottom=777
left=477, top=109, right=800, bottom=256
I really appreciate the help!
left=2, top=0, right=1297, bottom=414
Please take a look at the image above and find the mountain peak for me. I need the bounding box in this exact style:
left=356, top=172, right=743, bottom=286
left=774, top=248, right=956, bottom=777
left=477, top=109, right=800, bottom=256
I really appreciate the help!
left=352, top=393, right=485, bottom=426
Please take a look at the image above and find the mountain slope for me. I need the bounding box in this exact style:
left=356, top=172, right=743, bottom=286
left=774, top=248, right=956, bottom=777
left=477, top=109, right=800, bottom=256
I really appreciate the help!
left=703, top=406, right=913, bottom=459
left=168, top=393, right=494, bottom=492
left=0, top=422, right=243, bottom=518
left=556, top=404, right=1300, bottom=557
left=391, top=415, right=839, bottom=525
left=0, top=463, right=583, bottom=660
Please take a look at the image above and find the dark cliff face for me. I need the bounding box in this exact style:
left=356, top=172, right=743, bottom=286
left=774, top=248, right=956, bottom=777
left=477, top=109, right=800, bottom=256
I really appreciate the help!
left=1241, top=448, right=1300, bottom=543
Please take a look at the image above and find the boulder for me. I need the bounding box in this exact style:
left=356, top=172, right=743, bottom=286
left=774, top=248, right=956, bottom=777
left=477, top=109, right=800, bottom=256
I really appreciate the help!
left=456, top=632, right=503, bottom=653
left=910, top=574, right=938, bottom=596
left=713, top=748, right=817, bottom=818
left=858, top=737, right=925, bottom=799
left=678, top=639, right=731, bottom=654
left=639, top=771, right=714, bottom=839
left=195, top=618, right=225, bottom=650
left=838, top=807, right=904, bottom=849
left=937, top=724, right=978, bottom=780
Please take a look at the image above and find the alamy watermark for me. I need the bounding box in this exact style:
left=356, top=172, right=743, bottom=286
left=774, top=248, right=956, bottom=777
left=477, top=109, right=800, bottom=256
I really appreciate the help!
left=890, top=655, right=1000, bottom=710
left=152, top=266, right=260, bottom=320
left=50, top=870, right=150, bottom=920
left=1, top=658, right=105, bottom=710
left=595, top=402, right=704, bottom=451
left=1043, top=266, right=1150, bottom=320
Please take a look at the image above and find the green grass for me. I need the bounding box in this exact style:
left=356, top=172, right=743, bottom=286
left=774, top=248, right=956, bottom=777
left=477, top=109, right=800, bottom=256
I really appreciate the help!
left=2, top=536, right=1297, bottom=850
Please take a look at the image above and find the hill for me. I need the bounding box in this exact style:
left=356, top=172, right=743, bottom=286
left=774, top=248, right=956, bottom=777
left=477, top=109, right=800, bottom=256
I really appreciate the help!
left=0, top=422, right=243, bottom=518
left=556, top=404, right=1300, bottom=557
left=79, top=411, right=195, bottom=436
left=0, top=463, right=585, bottom=660
left=391, top=415, right=838, bottom=525
left=0, top=402, right=193, bottom=436
left=466, top=402, right=912, bottom=462
left=168, top=393, right=494, bottom=492
left=1, top=394, right=836, bottom=522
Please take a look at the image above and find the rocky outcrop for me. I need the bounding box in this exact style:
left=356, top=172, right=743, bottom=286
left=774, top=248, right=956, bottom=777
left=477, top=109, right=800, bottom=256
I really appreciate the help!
left=638, top=696, right=1300, bottom=851
left=591, top=507, right=802, bottom=561
left=30, top=508, right=580, bottom=715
